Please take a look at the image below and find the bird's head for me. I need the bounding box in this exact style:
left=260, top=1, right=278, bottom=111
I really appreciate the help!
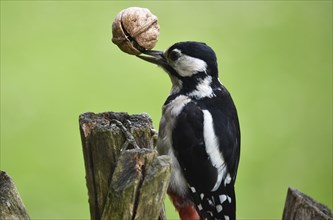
left=137, top=42, right=219, bottom=93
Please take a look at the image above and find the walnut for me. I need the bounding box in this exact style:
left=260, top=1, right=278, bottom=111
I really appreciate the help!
left=112, top=7, right=160, bottom=55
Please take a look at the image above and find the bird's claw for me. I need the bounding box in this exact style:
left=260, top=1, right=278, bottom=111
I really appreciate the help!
left=110, top=119, right=140, bottom=152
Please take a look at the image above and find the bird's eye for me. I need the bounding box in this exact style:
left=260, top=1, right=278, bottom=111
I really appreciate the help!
left=168, top=50, right=181, bottom=61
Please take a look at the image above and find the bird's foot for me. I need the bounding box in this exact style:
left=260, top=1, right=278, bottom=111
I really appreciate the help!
left=110, top=119, right=140, bottom=152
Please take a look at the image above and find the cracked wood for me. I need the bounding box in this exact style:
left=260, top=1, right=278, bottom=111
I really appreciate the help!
left=79, top=112, right=171, bottom=220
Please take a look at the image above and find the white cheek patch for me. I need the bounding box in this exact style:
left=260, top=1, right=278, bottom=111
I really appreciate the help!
left=171, top=54, right=207, bottom=77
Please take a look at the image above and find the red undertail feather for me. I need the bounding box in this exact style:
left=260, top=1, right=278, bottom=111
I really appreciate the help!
left=168, top=192, right=201, bottom=220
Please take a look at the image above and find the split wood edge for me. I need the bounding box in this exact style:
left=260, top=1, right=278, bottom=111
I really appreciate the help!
left=0, top=171, right=30, bottom=219
left=79, top=112, right=171, bottom=220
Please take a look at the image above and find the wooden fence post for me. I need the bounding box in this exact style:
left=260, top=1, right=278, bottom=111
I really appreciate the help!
left=0, top=171, right=30, bottom=219
left=283, top=187, right=333, bottom=220
left=79, top=112, right=171, bottom=220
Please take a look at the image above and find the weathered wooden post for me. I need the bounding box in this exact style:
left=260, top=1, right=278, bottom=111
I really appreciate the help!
left=283, top=187, right=333, bottom=220
left=79, top=112, right=171, bottom=220
left=0, top=171, right=30, bottom=219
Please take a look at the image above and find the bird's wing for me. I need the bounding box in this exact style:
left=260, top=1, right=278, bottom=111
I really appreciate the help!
left=203, top=89, right=241, bottom=182
left=172, top=101, right=218, bottom=192
left=172, top=96, right=240, bottom=189
left=172, top=94, right=240, bottom=219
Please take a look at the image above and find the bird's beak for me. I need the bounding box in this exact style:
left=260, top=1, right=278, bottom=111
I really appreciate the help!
left=136, top=50, right=167, bottom=67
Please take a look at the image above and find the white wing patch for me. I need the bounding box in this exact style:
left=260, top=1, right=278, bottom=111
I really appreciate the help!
left=202, top=110, right=227, bottom=191
left=216, top=204, right=223, bottom=213
left=224, top=173, right=232, bottom=187
left=219, top=194, right=227, bottom=204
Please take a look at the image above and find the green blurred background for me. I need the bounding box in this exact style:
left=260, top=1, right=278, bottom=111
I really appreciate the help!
left=1, top=1, right=332, bottom=219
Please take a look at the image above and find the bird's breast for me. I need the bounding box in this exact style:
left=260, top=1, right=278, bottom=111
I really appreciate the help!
left=157, top=94, right=192, bottom=196
left=157, top=95, right=191, bottom=153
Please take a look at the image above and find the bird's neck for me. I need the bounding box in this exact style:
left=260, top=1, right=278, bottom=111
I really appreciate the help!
left=169, top=72, right=220, bottom=99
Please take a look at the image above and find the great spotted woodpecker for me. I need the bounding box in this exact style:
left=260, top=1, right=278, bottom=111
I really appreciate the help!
left=137, top=42, right=240, bottom=220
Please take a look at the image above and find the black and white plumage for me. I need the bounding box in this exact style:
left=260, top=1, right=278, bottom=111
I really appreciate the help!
left=137, top=42, right=240, bottom=220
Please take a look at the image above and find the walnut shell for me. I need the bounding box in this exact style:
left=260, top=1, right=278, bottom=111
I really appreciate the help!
left=112, top=7, right=160, bottom=55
